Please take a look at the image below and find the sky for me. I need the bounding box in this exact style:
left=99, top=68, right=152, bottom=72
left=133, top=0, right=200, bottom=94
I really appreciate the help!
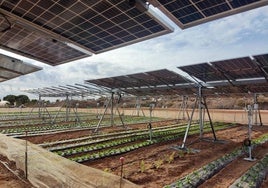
left=0, top=5, right=268, bottom=101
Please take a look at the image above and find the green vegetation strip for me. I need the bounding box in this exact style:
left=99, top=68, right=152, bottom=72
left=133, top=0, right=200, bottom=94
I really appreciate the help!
left=62, top=123, right=232, bottom=162
left=230, top=136, right=268, bottom=188
left=164, top=133, right=268, bottom=188
left=43, top=122, right=191, bottom=150
left=1, top=116, right=160, bottom=136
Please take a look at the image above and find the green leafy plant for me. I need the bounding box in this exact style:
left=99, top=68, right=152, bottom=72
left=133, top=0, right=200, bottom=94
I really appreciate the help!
left=154, top=159, right=163, bottom=169
left=167, top=151, right=176, bottom=164
left=140, top=160, right=146, bottom=173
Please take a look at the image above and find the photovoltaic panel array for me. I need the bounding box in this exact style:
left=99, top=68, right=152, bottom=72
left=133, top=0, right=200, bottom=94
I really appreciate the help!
left=178, top=55, right=268, bottom=84
left=254, top=53, right=268, bottom=77
left=178, top=63, right=226, bottom=82
left=246, top=82, right=268, bottom=93
left=86, top=69, right=195, bottom=96
left=26, top=84, right=107, bottom=98
left=178, top=53, right=268, bottom=95
left=0, top=14, right=90, bottom=66
left=0, top=53, right=42, bottom=82
left=212, top=57, right=264, bottom=80
left=0, top=0, right=173, bottom=65
left=150, top=0, right=268, bottom=29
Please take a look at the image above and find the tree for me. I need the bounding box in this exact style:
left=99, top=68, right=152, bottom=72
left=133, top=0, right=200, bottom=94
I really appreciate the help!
left=3, top=95, right=16, bottom=105
left=15, top=95, right=30, bottom=106
left=3, top=95, right=30, bottom=106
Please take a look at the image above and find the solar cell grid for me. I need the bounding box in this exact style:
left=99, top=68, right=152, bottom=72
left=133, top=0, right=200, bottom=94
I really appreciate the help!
left=129, top=72, right=164, bottom=86
left=178, top=63, right=226, bottom=82
left=114, top=76, right=141, bottom=88
left=146, top=69, right=191, bottom=85
left=0, top=0, right=172, bottom=61
left=247, top=83, right=268, bottom=93
left=254, top=54, right=268, bottom=74
left=211, top=57, right=264, bottom=80
left=0, top=15, right=89, bottom=65
left=1, top=0, right=170, bottom=53
left=153, top=0, right=268, bottom=28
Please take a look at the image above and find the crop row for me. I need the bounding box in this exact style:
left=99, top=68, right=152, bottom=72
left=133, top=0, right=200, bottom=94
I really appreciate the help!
left=232, top=154, right=268, bottom=188
left=45, top=121, right=228, bottom=150
left=164, top=133, right=268, bottom=188
left=53, top=126, right=195, bottom=156
left=56, top=123, right=233, bottom=163
left=1, top=115, right=160, bottom=136
left=0, top=111, right=93, bottom=121
left=44, top=122, right=191, bottom=150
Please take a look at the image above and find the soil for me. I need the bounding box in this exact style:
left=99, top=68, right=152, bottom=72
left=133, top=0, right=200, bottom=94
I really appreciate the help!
left=0, top=155, right=33, bottom=188
left=199, top=142, right=268, bottom=188
left=1, top=117, right=268, bottom=187
left=82, top=124, right=268, bottom=188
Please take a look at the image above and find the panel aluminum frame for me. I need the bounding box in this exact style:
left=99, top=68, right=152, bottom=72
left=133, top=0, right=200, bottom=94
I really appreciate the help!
left=150, top=0, right=268, bottom=29
left=0, top=53, right=42, bottom=82
left=0, top=0, right=173, bottom=65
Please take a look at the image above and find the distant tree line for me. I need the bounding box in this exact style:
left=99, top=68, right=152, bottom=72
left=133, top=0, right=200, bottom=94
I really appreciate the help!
left=3, top=95, right=31, bottom=107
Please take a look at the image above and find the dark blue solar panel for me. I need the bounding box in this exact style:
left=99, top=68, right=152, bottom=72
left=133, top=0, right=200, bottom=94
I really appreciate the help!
left=155, top=0, right=267, bottom=28
left=179, top=12, right=204, bottom=24
left=0, top=0, right=172, bottom=62
left=195, top=0, right=225, bottom=9
left=178, top=63, right=226, bottom=82
left=163, top=0, right=191, bottom=10
left=135, top=30, right=151, bottom=38
left=211, top=57, right=264, bottom=80
left=202, top=4, right=230, bottom=17
left=230, top=0, right=260, bottom=8
left=172, top=4, right=199, bottom=18
left=254, top=54, right=268, bottom=73
left=122, top=35, right=136, bottom=41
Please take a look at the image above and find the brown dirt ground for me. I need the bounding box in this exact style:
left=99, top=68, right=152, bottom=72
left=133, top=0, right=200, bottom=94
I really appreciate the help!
left=82, top=124, right=268, bottom=188
left=1, top=120, right=268, bottom=187
left=0, top=155, right=33, bottom=188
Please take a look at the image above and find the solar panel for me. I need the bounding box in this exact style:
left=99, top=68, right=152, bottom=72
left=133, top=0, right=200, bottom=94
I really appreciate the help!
left=247, top=82, right=268, bottom=93
left=0, top=0, right=173, bottom=65
left=0, top=14, right=90, bottom=66
left=178, top=63, right=226, bottom=82
left=253, top=53, right=268, bottom=74
left=211, top=56, right=264, bottom=80
left=151, top=0, right=268, bottom=29
left=146, top=69, right=192, bottom=85
left=87, top=78, right=116, bottom=89
left=26, top=84, right=106, bottom=98
left=0, top=53, right=42, bottom=82
left=203, top=85, right=248, bottom=96
left=86, top=69, right=194, bottom=96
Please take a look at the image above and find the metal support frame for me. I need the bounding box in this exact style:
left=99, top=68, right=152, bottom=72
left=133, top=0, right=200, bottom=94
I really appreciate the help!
left=147, top=103, right=155, bottom=142
left=180, top=95, right=198, bottom=149
left=177, top=95, right=190, bottom=121
left=178, top=86, right=217, bottom=149
left=96, top=102, right=100, bottom=118
left=94, top=92, right=126, bottom=133
left=132, top=96, right=145, bottom=117
left=52, top=94, right=81, bottom=124
left=28, top=95, right=52, bottom=122
left=253, top=93, right=263, bottom=126
left=244, top=105, right=256, bottom=161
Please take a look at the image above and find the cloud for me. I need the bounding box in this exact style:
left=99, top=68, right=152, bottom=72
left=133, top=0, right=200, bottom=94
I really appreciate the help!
left=0, top=6, right=268, bottom=100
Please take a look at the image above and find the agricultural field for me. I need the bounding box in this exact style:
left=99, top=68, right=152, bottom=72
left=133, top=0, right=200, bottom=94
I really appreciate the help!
left=0, top=107, right=268, bottom=187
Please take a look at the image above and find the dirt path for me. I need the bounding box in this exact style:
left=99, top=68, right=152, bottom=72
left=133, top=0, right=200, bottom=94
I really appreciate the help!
left=199, top=142, right=268, bottom=188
